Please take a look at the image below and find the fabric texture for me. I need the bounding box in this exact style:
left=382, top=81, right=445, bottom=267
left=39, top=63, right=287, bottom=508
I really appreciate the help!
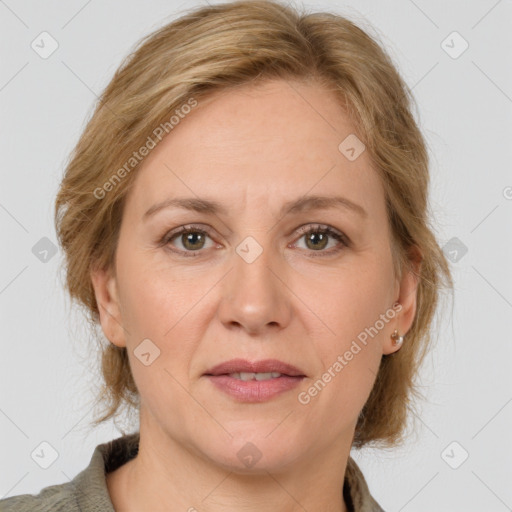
left=0, top=433, right=384, bottom=511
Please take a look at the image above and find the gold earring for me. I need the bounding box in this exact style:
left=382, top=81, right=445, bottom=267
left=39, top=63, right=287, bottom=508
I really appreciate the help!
left=391, top=329, right=404, bottom=347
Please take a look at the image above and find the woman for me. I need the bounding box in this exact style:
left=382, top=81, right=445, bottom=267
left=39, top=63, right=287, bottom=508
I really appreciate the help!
left=1, top=1, right=452, bottom=511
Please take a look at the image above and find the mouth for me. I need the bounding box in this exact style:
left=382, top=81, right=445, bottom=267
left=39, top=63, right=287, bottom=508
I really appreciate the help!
left=220, top=371, right=290, bottom=381
left=203, top=359, right=306, bottom=402
left=204, top=358, right=306, bottom=378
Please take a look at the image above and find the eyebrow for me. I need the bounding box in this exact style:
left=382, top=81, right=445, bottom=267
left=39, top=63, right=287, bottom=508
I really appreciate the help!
left=143, top=194, right=367, bottom=220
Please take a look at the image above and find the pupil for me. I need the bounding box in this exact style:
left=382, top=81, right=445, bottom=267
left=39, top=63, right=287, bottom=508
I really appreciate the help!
left=307, top=232, right=327, bottom=250
left=184, top=232, right=204, bottom=250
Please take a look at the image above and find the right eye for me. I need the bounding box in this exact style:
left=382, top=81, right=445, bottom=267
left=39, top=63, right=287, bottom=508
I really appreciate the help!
left=161, top=224, right=217, bottom=257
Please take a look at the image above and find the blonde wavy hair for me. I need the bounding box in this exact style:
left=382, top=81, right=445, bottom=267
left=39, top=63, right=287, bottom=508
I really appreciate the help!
left=55, top=0, right=452, bottom=448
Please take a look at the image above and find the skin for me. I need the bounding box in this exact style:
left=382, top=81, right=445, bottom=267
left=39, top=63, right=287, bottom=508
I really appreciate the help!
left=91, top=78, right=419, bottom=512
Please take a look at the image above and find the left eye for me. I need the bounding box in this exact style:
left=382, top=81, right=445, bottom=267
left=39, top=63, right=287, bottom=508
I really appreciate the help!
left=162, top=224, right=348, bottom=257
left=291, top=224, right=348, bottom=255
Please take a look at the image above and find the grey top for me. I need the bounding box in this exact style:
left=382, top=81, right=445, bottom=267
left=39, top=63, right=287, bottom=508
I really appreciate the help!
left=0, top=433, right=385, bottom=511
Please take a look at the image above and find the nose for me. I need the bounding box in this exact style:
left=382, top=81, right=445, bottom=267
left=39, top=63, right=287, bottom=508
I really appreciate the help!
left=216, top=239, right=292, bottom=335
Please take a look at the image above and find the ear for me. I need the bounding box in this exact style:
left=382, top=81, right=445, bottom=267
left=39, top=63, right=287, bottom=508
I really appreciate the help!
left=383, top=246, right=422, bottom=355
left=90, top=265, right=127, bottom=348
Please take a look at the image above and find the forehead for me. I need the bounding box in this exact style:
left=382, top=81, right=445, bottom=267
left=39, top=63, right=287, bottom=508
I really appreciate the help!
left=125, top=79, right=384, bottom=218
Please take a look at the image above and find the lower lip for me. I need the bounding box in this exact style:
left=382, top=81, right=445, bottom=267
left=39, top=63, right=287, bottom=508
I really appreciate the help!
left=205, top=375, right=304, bottom=402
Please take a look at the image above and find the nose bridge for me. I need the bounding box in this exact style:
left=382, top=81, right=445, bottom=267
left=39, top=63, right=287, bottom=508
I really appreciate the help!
left=235, top=233, right=276, bottom=288
left=218, top=231, right=290, bottom=332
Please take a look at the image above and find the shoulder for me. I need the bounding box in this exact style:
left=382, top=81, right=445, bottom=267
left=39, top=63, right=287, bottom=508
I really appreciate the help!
left=344, top=456, right=386, bottom=512
left=0, top=433, right=139, bottom=512
left=0, top=480, right=78, bottom=511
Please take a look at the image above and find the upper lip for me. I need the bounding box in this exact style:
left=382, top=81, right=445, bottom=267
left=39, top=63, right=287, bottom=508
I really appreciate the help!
left=204, top=358, right=306, bottom=377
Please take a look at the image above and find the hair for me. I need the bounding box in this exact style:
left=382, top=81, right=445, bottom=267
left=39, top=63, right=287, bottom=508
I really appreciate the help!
left=55, top=0, right=453, bottom=448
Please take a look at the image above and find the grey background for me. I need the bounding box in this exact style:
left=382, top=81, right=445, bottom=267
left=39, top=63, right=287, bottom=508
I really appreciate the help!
left=1, top=0, right=511, bottom=510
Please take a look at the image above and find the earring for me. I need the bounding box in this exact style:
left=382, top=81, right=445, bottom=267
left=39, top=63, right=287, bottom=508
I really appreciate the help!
left=391, top=329, right=404, bottom=347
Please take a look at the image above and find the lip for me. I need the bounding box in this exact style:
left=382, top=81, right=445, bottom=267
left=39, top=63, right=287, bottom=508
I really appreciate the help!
left=204, top=358, right=306, bottom=377
left=206, top=374, right=304, bottom=402
left=203, top=358, right=306, bottom=403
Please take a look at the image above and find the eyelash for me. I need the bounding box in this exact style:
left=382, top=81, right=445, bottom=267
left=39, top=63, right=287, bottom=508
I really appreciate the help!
left=160, top=223, right=350, bottom=259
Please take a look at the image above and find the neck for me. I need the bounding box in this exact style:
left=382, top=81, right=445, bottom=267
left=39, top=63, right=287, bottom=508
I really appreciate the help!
left=107, top=419, right=352, bottom=512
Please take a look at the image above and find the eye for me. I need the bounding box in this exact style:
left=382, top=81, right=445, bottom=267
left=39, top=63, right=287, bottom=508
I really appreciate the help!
left=161, top=223, right=349, bottom=258
left=291, top=224, right=349, bottom=256
left=161, top=224, right=216, bottom=257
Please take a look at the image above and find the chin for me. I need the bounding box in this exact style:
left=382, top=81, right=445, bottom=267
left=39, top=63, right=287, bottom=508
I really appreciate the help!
left=198, top=429, right=303, bottom=474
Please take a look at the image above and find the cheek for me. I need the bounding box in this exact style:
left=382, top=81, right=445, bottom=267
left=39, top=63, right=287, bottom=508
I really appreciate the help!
left=116, top=248, right=214, bottom=374
left=300, top=272, right=389, bottom=427
left=116, top=244, right=187, bottom=332
left=117, top=264, right=200, bottom=411
left=298, top=252, right=394, bottom=401
left=302, top=257, right=394, bottom=345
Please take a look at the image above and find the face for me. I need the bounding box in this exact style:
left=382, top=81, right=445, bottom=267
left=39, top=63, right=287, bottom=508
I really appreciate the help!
left=92, top=79, right=418, bottom=473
